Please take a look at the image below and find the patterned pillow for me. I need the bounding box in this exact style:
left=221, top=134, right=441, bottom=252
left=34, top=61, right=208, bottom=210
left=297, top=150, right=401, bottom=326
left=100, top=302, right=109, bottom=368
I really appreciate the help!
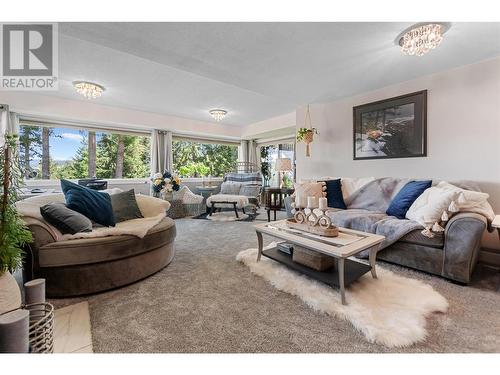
left=293, top=181, right=326, bottom=207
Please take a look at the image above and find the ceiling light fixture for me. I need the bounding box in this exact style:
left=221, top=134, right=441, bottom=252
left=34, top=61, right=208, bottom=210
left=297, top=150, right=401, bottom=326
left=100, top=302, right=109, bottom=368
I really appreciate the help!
left=73, top=81, right=105, bottom=99
left=209, top=109, right=227, bottom=122
left=396, top=23, right=451, bottom=56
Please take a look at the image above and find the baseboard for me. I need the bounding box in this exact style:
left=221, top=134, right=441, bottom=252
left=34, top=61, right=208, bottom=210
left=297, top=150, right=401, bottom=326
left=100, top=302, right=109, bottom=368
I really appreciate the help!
left=479, top=247, right=500, bottom=268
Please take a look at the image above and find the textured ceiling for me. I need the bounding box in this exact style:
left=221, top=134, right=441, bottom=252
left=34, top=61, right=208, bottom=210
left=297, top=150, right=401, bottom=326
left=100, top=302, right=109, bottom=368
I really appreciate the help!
left=51, top=22, right=500, bottom=126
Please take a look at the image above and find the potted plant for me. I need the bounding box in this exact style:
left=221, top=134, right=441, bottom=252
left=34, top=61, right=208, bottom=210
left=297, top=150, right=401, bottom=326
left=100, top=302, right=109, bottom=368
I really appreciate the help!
left=296, top=127, right=318, bottom=157
left=0, top=134, right=33, bottom=314
left=296, top=105, right=319, bottom=157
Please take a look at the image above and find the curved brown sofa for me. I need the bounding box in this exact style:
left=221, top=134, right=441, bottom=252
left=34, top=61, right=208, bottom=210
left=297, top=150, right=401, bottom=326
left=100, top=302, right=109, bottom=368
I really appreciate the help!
left=25, top=217, right=176, bottom=297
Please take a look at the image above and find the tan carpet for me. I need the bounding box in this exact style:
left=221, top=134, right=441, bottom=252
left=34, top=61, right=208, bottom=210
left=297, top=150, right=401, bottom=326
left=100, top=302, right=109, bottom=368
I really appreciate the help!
left=51, top=211, right=500, bottom=353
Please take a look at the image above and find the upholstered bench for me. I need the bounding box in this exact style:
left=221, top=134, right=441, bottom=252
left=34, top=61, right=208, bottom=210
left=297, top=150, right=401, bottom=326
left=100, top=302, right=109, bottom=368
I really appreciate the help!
left=206, top=194, right=249, bottom=218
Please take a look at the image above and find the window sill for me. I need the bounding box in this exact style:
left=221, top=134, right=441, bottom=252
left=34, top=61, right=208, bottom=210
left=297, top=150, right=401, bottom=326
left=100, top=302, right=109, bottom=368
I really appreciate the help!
left=23, top=178, right=151, bottom=187
left=22, top=177, right=224, bottom=187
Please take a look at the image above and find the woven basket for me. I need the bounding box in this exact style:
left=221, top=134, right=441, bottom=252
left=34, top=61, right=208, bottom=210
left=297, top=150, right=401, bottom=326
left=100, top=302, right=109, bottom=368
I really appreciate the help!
left=26, top=302, right=54, bottom=353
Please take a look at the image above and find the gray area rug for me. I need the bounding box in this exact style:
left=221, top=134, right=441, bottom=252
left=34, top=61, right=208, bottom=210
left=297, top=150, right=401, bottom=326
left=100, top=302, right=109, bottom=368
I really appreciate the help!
left=52, top=211, right=500, bottom=353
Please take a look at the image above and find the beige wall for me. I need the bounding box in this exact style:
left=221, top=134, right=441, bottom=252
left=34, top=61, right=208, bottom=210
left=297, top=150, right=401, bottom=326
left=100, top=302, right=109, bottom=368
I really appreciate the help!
left=296, top=57, right=500, bottom=249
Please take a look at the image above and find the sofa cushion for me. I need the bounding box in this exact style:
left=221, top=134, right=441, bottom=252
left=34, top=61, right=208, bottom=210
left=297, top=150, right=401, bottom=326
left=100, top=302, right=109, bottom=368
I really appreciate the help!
left=386, top=180, right=432, bottom=219
left=323, top=179, right=347, bottom=209
left=206, top=194, right=249, bottom=208
left=398, top=229, right=444, bottom=249
left=110, top=189, right=144, bottom=223
left=61, top=179, right=115, bottom=227
left=40, top=202, right=92, bottom=235
left=38, top=217, right=175, bottom=267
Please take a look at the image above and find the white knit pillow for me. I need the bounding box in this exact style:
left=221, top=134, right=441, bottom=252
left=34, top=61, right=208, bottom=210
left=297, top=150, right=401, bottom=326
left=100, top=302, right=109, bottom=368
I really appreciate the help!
left=437, top=181, right=495, bottom=221
left=406, top=186, right=459, bottom=227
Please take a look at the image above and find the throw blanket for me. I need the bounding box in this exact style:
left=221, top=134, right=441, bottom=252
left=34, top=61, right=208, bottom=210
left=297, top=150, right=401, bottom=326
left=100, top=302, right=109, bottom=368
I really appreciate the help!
left=327, top=178, right=421, bottom=256
left=327, top=209, right=422, bottom=257
left=16, top=193, right=170, bottom=241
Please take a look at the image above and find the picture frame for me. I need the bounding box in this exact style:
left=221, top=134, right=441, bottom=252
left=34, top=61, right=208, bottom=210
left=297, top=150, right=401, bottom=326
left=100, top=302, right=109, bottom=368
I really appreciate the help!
left=353, top=90, right=427, bottom=160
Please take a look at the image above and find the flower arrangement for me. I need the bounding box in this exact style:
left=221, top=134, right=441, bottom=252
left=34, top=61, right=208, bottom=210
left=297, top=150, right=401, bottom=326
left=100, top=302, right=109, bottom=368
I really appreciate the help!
left=151, top=171, right=181, bottom=194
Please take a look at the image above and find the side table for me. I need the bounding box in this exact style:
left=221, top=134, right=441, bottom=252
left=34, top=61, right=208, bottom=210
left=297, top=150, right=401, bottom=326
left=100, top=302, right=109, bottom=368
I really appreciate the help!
left=264, top=187, right=294, bottom=222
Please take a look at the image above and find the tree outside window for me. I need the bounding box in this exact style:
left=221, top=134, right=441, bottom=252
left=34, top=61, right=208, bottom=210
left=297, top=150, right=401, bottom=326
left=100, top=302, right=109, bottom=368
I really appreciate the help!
left=172, top=139, right=238, bottom=178
left=19, top=125, right=151, bottom=180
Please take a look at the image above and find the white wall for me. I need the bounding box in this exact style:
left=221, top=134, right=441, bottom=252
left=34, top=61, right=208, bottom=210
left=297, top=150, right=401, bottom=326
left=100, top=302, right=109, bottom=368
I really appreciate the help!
left=296, top=57, right=500, bottom=249
left=0, top=91, right=242, bottom=139
left=241, top=111, right=295, bottom=139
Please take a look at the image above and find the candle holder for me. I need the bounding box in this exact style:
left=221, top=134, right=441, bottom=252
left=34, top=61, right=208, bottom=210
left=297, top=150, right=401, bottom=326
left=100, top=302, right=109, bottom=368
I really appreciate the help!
left=288, top=207, right=339, bottom=237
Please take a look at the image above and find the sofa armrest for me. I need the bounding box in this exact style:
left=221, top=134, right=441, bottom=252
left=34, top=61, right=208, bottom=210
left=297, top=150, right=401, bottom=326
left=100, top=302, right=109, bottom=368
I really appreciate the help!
left=443, top=212, right=487, bottom=283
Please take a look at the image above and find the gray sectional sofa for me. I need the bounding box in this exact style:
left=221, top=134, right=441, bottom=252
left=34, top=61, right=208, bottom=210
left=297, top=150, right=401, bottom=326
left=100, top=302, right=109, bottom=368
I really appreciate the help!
left=285, top=178, right=491, bottom=284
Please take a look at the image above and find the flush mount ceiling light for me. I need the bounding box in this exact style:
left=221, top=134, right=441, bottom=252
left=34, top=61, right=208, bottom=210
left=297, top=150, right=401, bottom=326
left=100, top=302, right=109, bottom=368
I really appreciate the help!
left=72, top=81, right=105, bottom=99
left=396, top=23, right=451, bottom=56
left=209, top=109, right=227, bottom=122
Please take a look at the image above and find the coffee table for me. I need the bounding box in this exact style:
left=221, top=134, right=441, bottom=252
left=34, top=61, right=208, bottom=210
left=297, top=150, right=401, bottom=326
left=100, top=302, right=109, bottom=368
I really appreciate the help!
left=254, top=220, right=385, bottom=305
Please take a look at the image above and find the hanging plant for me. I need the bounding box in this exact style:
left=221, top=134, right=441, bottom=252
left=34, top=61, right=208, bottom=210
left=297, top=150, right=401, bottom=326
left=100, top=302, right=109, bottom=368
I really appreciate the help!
left=296, top=127, right=318, bottom=143
left=296, top=105, right=319, bottom=157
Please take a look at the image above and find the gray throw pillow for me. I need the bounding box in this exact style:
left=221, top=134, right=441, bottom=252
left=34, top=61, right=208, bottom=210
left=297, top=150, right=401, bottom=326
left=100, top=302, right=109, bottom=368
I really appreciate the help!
left=40, top=202, right=93, bottom=235
left=110, top=189, right=144, bottom=223
left=220, top=182, right=242, bottom=195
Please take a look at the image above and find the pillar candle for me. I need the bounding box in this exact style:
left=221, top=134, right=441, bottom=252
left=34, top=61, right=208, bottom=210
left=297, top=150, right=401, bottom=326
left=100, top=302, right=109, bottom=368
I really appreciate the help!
left=319, top=197, right=328, bottom=210
left=24, top=279, right=45, bottom=305
left=0, top=309, right=29, bottom=353
left=24, top=279, right=45, bottom=321
left=300, top=195, right=307, bottom=209
left=295, top=193, right=301, bottom=208
left=307, top=196, right=317, bottom=209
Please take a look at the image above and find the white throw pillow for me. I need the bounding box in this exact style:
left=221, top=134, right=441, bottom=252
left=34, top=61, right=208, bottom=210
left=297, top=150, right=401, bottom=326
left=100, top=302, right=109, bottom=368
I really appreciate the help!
left=437, top=181, right=494, bottom=221
left=406, top=186, right=460, bottom=227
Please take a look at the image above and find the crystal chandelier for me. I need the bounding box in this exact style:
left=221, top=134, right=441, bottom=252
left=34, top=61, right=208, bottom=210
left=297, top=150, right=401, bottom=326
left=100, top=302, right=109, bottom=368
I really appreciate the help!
left=72, top=81, right=105, bottom=99
left=209, top=109, right=227, bottom=122
left=397, top=23, right=450, bottom=56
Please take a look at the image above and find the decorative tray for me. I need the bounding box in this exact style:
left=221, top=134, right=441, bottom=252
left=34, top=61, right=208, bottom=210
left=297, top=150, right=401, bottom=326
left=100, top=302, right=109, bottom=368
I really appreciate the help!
left=285, top=218, right=339, bottom=237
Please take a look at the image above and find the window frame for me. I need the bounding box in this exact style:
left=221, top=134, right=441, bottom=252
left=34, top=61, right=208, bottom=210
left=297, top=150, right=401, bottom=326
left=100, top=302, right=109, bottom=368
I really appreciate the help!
left=18, top=117, right=152, bottom=181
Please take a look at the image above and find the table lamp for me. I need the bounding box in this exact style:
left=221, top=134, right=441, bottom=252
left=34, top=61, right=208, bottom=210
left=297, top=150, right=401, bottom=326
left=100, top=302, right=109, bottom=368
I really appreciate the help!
left=275, top=158, right=292, bottom=188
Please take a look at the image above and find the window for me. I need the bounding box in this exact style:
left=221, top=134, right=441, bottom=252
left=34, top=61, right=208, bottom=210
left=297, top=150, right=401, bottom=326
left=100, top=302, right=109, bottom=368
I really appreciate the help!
left=260, top=142, right=295, bottom=187
left=172, top=138, right=238, bottom=178
left=19, top=124, right=151, bottom=180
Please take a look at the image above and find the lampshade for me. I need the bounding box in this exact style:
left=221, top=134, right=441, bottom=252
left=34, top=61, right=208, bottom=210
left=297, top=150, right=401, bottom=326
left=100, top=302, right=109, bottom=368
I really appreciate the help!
left=275, top=158, right=292, bottom=172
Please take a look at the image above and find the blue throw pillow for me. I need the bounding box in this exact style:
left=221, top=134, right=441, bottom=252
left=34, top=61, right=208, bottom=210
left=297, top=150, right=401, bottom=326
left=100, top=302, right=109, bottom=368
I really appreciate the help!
left=60, top=179, right=115, bottom=227
left=386, top=180, right=432, bottom=219
left=324, top=179, right=347, bottom=210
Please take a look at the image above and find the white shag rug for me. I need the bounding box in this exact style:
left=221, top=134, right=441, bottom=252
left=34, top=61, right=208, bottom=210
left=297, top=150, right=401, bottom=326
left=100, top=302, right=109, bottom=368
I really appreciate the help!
left=236, top=245, right=448, bottom=348
left=207, top=212, right=249, bottom=222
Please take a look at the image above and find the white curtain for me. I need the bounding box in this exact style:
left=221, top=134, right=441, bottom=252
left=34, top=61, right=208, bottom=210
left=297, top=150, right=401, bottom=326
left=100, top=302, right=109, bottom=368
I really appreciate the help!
left=151, top=129, right=173, bottom=175
left=239, top=140, right=248, bottom=163
left=248, top=139, right=260, bottom=170
left=0, top=105, right=19, bottom=148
